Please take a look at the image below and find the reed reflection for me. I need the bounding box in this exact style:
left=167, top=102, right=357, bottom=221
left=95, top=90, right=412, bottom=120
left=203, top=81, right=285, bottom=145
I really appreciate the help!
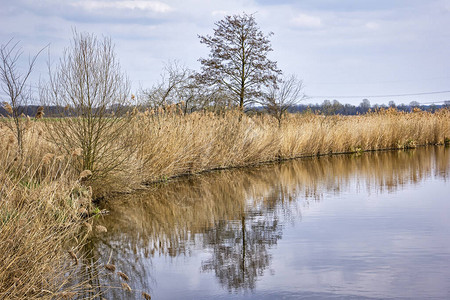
left=88, top=146, right=449, bottom=297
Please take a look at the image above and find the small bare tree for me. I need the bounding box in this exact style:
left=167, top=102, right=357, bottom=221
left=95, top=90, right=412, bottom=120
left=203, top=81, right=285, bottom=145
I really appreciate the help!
left=142, top=61, right=229, bottom=114
left=176, top=76, right=234, bottom=114
left=41, top=31, right=133, bottom=178
left=262, top=74, right=304, bottom=126
left=142, top=61, right=192, bottom=108
left=0, top=39, right=44, bottom=155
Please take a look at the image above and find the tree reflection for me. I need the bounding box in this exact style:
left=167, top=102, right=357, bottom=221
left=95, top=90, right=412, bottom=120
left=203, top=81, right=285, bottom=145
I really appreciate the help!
left=81, top=146, right=449, bottom=297
left=201, top=213, right=283, bottom=291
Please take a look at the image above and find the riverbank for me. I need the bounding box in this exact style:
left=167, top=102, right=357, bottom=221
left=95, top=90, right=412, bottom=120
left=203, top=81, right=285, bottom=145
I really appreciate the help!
left=1, top=108, right=449, bottom=298
left=120, top=108, right=450, bottom=190
left=94, top=145, right=450, bottom=299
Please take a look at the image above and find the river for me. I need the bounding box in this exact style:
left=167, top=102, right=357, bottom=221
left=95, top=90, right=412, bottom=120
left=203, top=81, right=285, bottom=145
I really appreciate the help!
left=85, top=146, right=450, bottom=299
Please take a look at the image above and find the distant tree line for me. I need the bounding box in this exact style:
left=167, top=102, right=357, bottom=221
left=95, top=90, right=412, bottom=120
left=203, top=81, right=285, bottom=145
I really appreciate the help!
left=288, top=99, right=450, bottom=115
left=2, top=100, right=449, bottom=119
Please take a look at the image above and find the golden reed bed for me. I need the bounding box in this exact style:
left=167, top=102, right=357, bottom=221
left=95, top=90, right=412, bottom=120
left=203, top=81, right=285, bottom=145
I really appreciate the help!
left=125, top=108, right=450, bottom=190
left=1, top=108, right=449, bottom=298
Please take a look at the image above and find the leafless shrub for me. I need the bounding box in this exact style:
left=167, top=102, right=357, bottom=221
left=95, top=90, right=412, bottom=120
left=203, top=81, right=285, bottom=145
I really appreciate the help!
left=41, top=31, right=135, bottom=180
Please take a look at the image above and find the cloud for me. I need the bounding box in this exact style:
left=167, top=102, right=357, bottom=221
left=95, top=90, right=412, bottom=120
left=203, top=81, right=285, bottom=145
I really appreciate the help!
left=8, top=0, right=174, bottom=25
left=443, top=0, right=450, bottom=12
left=211, top=10, right=228, bottom=17
left=258, top=0, right=428, bottom=13
left=290, top=13, right=322, bottom=28
left=71, top=1, right=172, bottom=13
left=365, top=22, right=380, bottom=30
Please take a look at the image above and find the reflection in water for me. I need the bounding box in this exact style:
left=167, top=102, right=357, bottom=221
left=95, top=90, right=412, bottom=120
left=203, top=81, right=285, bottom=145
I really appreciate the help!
left=200, top=214, right=282, bottom=291
left=86, top=146, right=449, bottom=299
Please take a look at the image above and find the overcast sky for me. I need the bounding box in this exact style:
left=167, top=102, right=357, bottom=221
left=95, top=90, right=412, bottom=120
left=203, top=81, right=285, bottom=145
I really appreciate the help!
left=1, top=0, right=450, bottom=105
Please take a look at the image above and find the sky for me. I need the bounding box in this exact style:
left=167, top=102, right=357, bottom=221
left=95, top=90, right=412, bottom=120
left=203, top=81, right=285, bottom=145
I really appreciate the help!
left=1, top=0, right=450, bottom=106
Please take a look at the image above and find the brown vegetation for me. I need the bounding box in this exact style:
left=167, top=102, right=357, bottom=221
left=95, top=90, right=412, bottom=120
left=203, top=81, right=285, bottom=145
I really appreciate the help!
left=128, top=107, right=450, bottom=186
left=0, top=120, right=97, bottom=299
left=0, top=107, right=449, bottom=298
left=2, top=107, right=450, bottom=194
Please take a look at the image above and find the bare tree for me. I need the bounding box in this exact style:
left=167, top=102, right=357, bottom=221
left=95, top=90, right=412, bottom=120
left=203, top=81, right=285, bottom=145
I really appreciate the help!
left=0, top=39, right=44, bottom=155
left=142, top=60, right=192, bottom=109
left=197, top=13, right=281, bottom=110
left=178, top=81, right=235, bottom=114
left=142, top=61, right=234, bottom=114
left=41, top=31, right=133, bottom=178
left=262, top=75, right=304, bottom=126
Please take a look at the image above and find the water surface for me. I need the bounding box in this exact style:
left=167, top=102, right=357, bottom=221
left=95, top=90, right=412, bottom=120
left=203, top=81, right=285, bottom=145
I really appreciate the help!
left=88, top=147, right=450, bottom=299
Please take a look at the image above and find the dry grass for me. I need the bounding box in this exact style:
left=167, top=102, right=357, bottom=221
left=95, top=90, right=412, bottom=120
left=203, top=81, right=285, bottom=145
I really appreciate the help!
left=1, top=107, right=449, bottom=298
left=3, top=107, right=450, bottom=193
left=130, top=108, right=450, bottom=184
left=0, top=121, right=97, bottom=299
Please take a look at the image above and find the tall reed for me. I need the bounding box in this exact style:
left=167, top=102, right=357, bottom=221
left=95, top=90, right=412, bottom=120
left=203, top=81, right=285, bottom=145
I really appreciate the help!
left=1, top=107, right=449, bottom=297
left=0, top=120, right=96, bottom=299
left=3, top=108, right=450, bottom=195
left=130, top=108, right=450, bottom=185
